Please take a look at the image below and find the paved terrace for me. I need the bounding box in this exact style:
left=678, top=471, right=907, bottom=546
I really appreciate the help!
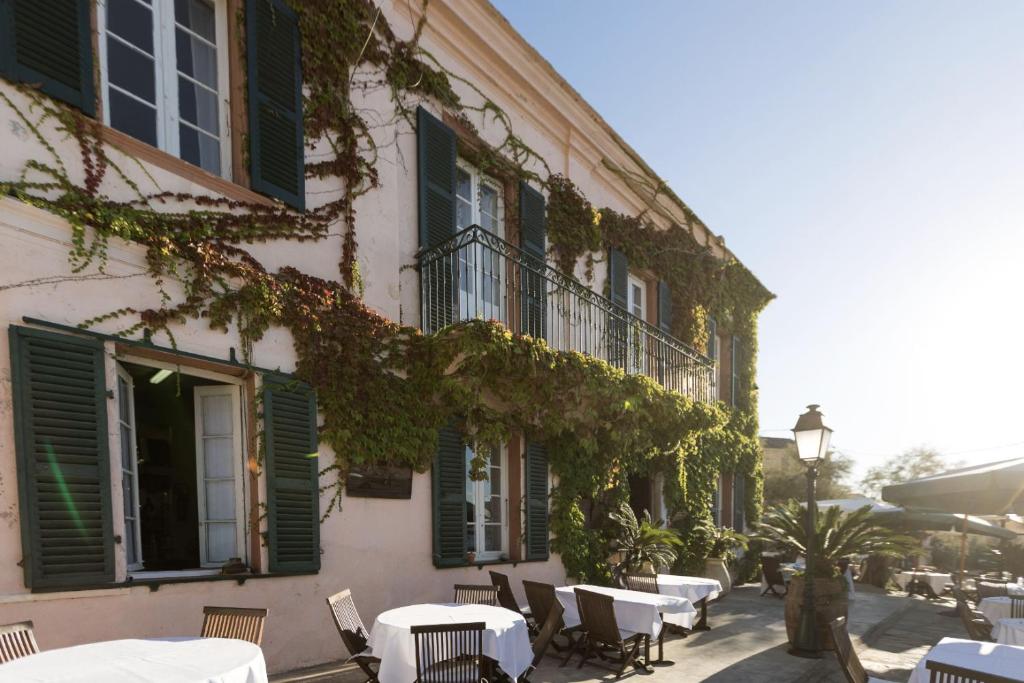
left=274, top=584, right=966, bottom=683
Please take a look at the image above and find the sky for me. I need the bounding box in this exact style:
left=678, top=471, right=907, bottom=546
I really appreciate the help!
left=489, top=0, right=1024, bottom=486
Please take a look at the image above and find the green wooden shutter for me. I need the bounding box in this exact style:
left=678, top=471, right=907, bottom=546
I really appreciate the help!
left=417, top=106, right=457, bottom=332
left=263, top=377, right=320, bottom=572
left=730, top=335, right=740, bottom=407
left=519, top=181, right=546, bottom=339
left=0, top=0, right=95, bottom=116
left=657, top=280, right=672, bottom=334
left=608, top=249, right=628, bottom=368
left=432, top=423, right=466, bottom=567
left=732, top=474, right=746, bottom=531
left=9, top=326, right=113, bottom=588
left=524, top=441, right=549, bottom=561
left=247, top=0, right=305, bottom=209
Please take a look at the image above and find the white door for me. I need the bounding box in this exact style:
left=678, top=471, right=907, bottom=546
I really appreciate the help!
left=627, top=275, right=646, bottom=374
left=194, top=385, right=245, bottom=567
left=116, top=364, right=143, bottom=570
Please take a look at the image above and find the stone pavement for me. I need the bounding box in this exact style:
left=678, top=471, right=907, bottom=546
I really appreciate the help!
left=272, top=583, right=967, bottom=683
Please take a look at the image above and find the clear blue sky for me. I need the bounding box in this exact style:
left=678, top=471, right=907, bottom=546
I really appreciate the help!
left=490, top=0, right=1024, bottom=486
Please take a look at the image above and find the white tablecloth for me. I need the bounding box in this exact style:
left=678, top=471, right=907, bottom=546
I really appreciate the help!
left=656, top=575, right=721, bottom=627
left=1009, top=584, right=1024, bottom=597
left=893, top=571, right=951, bottom=594
left=907, top=637, right=1024, bottom=683
left=980, top=597, right=1015, bottom=624
left=555, top=585, right=696, bottom=637
left=994, top=618, right=1024, bottom=646
left=368, top=603, right=531, bottom=683
left=0, top=637, right=267, bottom=683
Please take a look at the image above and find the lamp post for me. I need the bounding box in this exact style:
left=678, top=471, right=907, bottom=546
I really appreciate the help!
left=789, top=404, right=833, bottom=659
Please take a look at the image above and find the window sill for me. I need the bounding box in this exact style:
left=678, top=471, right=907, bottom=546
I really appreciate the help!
left=437, top=557, right=550, bottom=571
left=100, top=126, right=277, bottom=207
left=29, top=570, right=318, bottom=594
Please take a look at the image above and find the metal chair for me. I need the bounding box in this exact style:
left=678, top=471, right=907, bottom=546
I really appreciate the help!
left=327, top=589, right=381, bottom=683
left=828, top=616, right=896, bottom=683
left=570, top=588, right=648, bottom=678
left=453, top=584, right=499, bottom=606
left=411, top=621, right=488, bottom=683
left=926, top=659, right=1018, bottom=683
left=761, top=556, right=787, bottom=597
left=622, top=572, right=659, bottom=594
left=489, top=571, right=531, bottom=621
left=200, top=606, right=268, bottom=646
left=519, top=600, right=564, bottom=682
left=0, top=621, right=39, bottom=664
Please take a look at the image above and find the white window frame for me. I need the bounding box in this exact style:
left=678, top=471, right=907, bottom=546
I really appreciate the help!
left=466, top=443, right=509, bottom=562
left=456, top=160, right=506, bottom=323
left=97, top=0, right=233, bottom=178
left=626, top=274, right=647, bottom=374
left=116, top=364, right=144, bottom=572
left=115, top=354, right=248, bottom=576
left=455, top=160, right=505, bottom=238
left=627, top=274, right=645, bottom=320
left=194, top=384, right=246, bottom=568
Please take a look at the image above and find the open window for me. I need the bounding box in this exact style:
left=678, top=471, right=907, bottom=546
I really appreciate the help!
left=464, top=442, right=508, bottom=562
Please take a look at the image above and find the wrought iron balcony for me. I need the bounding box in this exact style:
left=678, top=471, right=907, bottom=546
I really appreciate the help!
left=418, top=226, right=717, bottom=402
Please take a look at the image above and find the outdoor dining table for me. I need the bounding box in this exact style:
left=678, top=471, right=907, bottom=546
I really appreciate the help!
left=0, top=637, right=267, bottom=683
left=893, top=570, right=951, bottom=596
left=368, top=603, right=532, bottom=683
left=993, top=618, right=1024, bottom=646
left=979, top=596, right=1016, bottom=624
left=906, top=637, right=1024, bottom=683
left=655, top=574, right=722, bottom=630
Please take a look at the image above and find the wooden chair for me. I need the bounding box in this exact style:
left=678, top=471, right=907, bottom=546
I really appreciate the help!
left=761, top=556, right=787, bottom=597
left=522, top=580, right=578, bottom=654
left=453, top=584, right=499, bottom=606
left=952, top=586, right=974, bottom=610
left=200, top=606, right=268, bottom=646
left=1010, top=596, right=1024, bottom=619
left=489, top=571, right=531, bottom=621
left=622, top=572, right=659, bottom=594
left=958, top=604, right=994, bottom=642
left=926, top=659, right=1018, bottom=683
left=327, top=589, right=381, bottom=683
left=571, top=588, right=648, bottom=678
left=0, top=621, right=39, bottom=664
left=976, top=581, right=1008, bottom=600
left=410, top=621, right=488, bottom=683
left=828, top=616, right=895, bottom=683
left=519, top=600, right=564, bottom=682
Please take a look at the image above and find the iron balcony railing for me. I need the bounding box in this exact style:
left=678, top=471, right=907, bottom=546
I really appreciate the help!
left=418, top=226, right=717, bottom=402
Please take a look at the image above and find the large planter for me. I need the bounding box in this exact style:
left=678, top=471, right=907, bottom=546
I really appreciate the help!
left=704, top=557, right=732, bottom=594
left=784, top=576, right=849, bottom=650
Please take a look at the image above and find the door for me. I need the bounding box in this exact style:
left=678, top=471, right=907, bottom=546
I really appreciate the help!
left=194, top=384, right=245, bottom=567
left=116, top=364, right=143, bottom=570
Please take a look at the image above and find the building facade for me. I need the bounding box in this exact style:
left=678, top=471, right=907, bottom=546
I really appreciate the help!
left=0, top=0, right=768, bottom=673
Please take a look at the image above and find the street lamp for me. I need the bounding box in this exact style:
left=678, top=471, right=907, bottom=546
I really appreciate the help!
left=789, top=404, right=833, bottom=659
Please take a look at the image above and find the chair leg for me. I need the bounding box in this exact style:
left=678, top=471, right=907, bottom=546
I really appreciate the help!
left=562, top=633, right=585, bottom=667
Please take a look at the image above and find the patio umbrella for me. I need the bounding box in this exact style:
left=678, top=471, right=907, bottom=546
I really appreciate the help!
left=810, top=497, right=1017, bottom=539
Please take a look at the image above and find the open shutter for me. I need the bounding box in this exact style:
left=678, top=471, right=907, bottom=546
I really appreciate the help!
left=9, top=326, right=113, bottom=588
left=417, top=106, right=457, bottom=332
left=247, top=0, right=305, bottom=209
left=730, top=335, right=740, bottom=407
left=519, top=181, right=546, bottom=339
left=732, top=475, right=746, bottom=531
left=432, top=423, right=466, bottom=567
left=263, top=377, right=320, bottom=572
left=657, top=281, right=672, bottom=334
left=0, top=0, right=94, bottom=115
left=608, top=249, right=629, bottom=368
left=524, top=441, right=549, bottom=561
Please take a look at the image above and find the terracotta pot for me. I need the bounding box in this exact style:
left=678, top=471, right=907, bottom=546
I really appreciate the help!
left=704, top=557, right=732, bottom=594
left=784, top=575, right=849, bottom=650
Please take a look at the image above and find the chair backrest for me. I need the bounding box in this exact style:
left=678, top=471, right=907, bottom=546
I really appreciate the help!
left=828, top=616, right=867, bottom=683
left=522, top=580, right=557, bottom=628
left=623, top=572, right=659, bottom=594
left=951, top=586, right=973, bottom=609
left=327, top=589, right=370, bottom=655
left=574, top=588, right=623, bottom=646
left=530, top=599, right=564, bottom=669
left=489, top=571, right=523, bottom=615
left=0, top=621, right=39, bottom=664
left=977, top=581, right=1008, bottom=600
left=958, top=605, right=993, bottom=642
left=453, top=584, right=499, bottom=606
left=763, top=556, right=784, bottom=584
left=201, top=606, right=268, bottom=646
left=926, top=659, right=1018, bottom=683
left=411, top=621, right=485, bottom=683
left=1011, top=596, right=1024, bottom=619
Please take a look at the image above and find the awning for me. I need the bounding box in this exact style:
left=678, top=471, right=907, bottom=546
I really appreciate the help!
left=881, top=457, right=1024, bottom=515
left=809, top=497, right=1017, bottom=540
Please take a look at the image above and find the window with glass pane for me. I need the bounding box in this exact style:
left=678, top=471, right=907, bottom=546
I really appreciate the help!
left=456, top=161, right=504, bottom=323
left=102, top=0, right=228, bottom=177
left=116, top=369, right=142, bottom=569
left=465, top=443, right=507, bottom=560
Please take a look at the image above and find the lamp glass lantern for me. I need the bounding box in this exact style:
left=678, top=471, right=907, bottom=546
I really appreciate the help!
left=793, top=404, right=832, bottom=463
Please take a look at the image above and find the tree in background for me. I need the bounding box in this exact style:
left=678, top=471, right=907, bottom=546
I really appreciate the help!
left=763, top=443, right=853, bottom=507
left=860, top=447, right=951, bottom=498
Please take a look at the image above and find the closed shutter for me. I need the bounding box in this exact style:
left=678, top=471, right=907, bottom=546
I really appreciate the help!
left=263, top=377, right=320, bottom=572
left=417, top=106, right=457, bottom=333
left=0, top=0, right=94, bottom=115
left=524, top=441, right=549, bottom=561
left=732, top=475, right=746, bottom=531
left=608, top=249, right=628, bottom=368
left=657, top=280, right=672, bottom=334
left=8, top=326, right=113, bottom=588
left=730, top=335, right=740, bottom=407
left=519, top=181, right=546, bottom=339
left=432, top=423, right=466, bottom=567
left=247, top=0, right=305, bottom=209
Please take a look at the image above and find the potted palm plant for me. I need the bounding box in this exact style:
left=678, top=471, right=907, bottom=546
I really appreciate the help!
left=695, top=520, right=749, bottom=594
left=608, top=502, right=684, bottom=586
left=753, top=502, right=915, bottom=650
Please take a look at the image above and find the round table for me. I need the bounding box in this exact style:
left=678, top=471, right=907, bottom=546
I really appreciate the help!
left=0, top=637, right=266, bottom=683
left=368, top=603, right=531, bottom=683
left=993, top=618, right=1024, bottom=646
left=979, top=596, right=1014, bottom=624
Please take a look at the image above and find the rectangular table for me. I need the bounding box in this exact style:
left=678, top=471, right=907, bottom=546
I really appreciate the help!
left=893, top=571, right=951, bottom=597
left=555, top=585, right=696, bottom=636
left=907, top=637, right=1024, bottom=683
left=656, top=575, right=722, bottom=630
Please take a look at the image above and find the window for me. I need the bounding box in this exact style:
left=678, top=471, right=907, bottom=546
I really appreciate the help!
left=99, top=0, right=231, bottom=177
left=628, top=275, right=645, bottom=320
left=455, top=160, right=505, bottom=322
left=465, top=443, right=508, bottom=561
left=116, top=359, right=246, bottom=572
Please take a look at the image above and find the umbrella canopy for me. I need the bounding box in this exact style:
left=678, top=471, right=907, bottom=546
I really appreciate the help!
left=808, top=497, right=1017, bottom=540
left=881, top=457, right=1024, bottom=515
